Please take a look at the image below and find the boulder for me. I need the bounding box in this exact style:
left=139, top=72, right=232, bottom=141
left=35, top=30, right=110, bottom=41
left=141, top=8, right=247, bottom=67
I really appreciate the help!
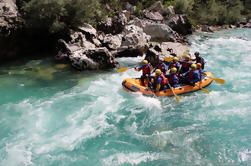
left=56, top=29, right=118, bottom=70
left=77, top=23, right=97, bottom=39
left=0, top=0, right=23, bottom=61
left=70, top=47, right=118, bottom=70
left=115, top=24, right=151, bottom=57
left=97, top=12, right=128, bottom=34
left=103, top=34, right=122, bottom=50
left=143, top=23, right=180, bottom=42
left=165, top=14, right=192, bottom=35
left=147, top=1, right=175, bottom=16
left=143, top=10, right=163, bottom=21
left=145, top=42, right=189, bottom=65
left=0, top=0, right=21, bottom=35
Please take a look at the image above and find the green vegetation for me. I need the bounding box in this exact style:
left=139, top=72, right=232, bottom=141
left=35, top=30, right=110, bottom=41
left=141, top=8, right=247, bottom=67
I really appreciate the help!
left=18, top=0, right=251, bottom=34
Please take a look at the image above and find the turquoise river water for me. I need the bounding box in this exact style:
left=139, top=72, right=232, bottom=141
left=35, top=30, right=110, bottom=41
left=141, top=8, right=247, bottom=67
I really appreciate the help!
left=0, top=29, right=251, bottom=166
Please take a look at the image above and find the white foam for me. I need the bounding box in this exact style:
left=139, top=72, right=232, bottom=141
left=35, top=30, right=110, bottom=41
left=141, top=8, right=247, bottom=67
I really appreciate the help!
left=102, top=152, right=159, bottom=166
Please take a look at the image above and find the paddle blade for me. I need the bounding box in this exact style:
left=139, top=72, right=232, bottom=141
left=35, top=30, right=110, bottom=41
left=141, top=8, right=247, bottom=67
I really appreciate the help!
left=175, top=95, right=181, bottom=102
left=213, top=78, right=225, bottom=84
left=164, top=57, right=173, bottom=62
left=201, top=88, right=210, bottom=94
left=118, top=67, right=129, bottom=73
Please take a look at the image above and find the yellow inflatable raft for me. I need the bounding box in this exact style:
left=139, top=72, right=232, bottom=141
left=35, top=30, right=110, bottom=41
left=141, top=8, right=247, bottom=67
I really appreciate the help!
left=122, top=72, right=214, bottom=97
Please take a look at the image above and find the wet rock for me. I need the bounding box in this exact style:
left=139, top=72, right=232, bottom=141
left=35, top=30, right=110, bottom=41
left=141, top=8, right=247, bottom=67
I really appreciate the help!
left=70, top=47, right=117, bottom=70
left=165, top=14, right=192, bottom=35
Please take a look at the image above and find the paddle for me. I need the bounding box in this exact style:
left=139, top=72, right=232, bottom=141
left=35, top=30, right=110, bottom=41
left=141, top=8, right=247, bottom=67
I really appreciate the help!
left=167, top=82, right=180, bottom=102
left=207, top=76, right=225, bottom=84
left=194, top=84, right=210, bottom=94
left=118, top=67, right=131, bottom=73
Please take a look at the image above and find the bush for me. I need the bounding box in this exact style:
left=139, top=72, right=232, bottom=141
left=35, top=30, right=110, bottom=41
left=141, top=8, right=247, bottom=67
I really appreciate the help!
left=21, top=0, right=103, bottom=33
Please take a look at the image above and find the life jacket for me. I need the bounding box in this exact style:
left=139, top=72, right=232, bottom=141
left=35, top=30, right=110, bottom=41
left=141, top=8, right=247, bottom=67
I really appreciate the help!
left=142, top=64, right=151, bottom=74
left=187, top=70, right=196, bottom=79
left=155, top=74, right=167, bottom=85
left=168, top=74, right=178, bottom=84
left=169, top=62, right=178, bottom=68
left=181, top=61, right=191, bottom=69
left=156, top=63, right=167, bottom=73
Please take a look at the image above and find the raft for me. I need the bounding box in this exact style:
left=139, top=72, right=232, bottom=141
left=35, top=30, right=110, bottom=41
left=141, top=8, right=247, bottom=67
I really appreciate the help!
left=122, top=72, right=214, bottom=97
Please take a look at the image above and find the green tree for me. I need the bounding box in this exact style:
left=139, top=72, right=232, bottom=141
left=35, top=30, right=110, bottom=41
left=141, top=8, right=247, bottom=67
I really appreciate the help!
left=21, top=0, right=102, bottom=33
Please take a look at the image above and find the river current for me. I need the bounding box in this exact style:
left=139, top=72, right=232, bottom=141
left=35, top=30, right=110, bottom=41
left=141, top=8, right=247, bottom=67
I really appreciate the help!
left=0, top=29, right=251, bottom=166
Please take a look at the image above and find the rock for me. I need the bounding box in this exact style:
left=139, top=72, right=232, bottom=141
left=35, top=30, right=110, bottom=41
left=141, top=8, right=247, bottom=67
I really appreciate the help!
left=115, top=24, right=151, bottom=57
left=147, top=1, right=175, bottom=16
left=97, top=17, right=113, bottom=34
left=145, top=47, right=160, bottom=66
left=147, top=1, right=164, bottom=14
left=56, top=29, right=118, bottom=70
left=201, top=25, right=214, bottom=32
left=124, top=2, right=136, bottom=14
left=0, top=0, right=23, bottom=61
left=70, top=47, right=118, bottom=70
left=243, top=22, right=251, bottom=28
left=77, top=23, right=97, bottom=39
left=166, top=6, right=175, bottom=15
left=145, top=42, right=189, bottom=65
left=0, top=0, right=21, bottom=35
left=97, top=12, right=128, bottom=34
left=165, top=14, right=192, bottom=35
left=103, top=34, right=122, bottom=50
left=143, top=23, right=180, bottom=42
left=143, top=11, right=163, bottom=21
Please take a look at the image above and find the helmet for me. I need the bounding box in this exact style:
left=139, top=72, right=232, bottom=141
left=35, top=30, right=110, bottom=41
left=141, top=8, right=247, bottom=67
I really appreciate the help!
left=170, top=67, right=177, bottom=73
left=155, top=69, right=162, bottom=75
left=173, top=57, right=179, bottom=62
left=194, top=52, right=200, bottom=56
left=197, top=63, right=202, bottom=68
left=191, top=64, right=197, bottom=69
left=142, top=60, right=148, bottom=64
left=184, top=55, right=191, bottom=60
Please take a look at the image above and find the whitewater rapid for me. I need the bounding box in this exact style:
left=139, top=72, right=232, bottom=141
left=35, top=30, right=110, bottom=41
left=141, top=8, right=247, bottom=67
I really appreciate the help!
left=0, top=29, right=251, bottom=166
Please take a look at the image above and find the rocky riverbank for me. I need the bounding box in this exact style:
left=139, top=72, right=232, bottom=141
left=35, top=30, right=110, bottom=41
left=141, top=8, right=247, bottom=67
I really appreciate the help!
left=0, top=0, right=250, bottom=70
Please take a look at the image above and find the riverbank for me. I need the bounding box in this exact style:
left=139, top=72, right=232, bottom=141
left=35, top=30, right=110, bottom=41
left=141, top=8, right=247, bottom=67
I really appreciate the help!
left=1, top=0, right=250, bottom=70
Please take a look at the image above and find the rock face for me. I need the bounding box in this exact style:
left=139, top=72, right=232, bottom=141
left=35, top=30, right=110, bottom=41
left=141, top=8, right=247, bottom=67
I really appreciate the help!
left=0, top=0, right=23, bottom=61
left=56, top=26, right=118, bottom=70
left=143, top=23, right=180, bottom=42
left=70, top=47, right=117, bottom=70
left=0, top=0, right=21, bottom=34
left=97, top=12, right=128, bottom=34
left=115, top=24, right=151, bottom=57
left=165, top=14, right=192, bottom=35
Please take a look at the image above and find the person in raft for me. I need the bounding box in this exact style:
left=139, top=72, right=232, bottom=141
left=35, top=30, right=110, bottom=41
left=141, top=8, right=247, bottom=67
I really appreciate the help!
left=168, top=57, right=181, bottom=73
left=134, top=60, right=152, bottom=86
left=153, top=69, right=168, bottom=92
left=180, top=55, right=193, bottom=74
left=153, top=59, right=168, bottom=74
left=165, top=67, right=180, bottom=88
left=197, top=63, right=206, bottom=81
left=182, top=64, right=200, bottom=86
left=191, top=52, right=206, bottom=69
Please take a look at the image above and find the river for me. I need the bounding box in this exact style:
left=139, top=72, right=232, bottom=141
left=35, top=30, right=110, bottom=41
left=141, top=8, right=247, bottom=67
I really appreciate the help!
left=0, top=29, right=251, bottom=166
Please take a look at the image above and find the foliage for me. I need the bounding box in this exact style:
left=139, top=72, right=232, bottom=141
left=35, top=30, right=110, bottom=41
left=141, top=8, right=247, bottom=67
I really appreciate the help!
left=174, top=0, right=247, bottom=25
left=21, top=0, right=102, bottom=33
